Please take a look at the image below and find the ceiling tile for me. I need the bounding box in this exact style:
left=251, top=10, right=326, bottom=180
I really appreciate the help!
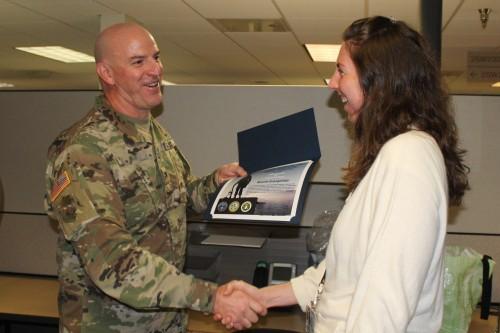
left=228, top=32, right=318, bottom=80
left=148, top=18, right=218, bottom=34
left=156, top=37, right=274, bottom=84
left=455, top=0, right=500, bottom=19
left=96, top=0, right=201, bottom=22
left=0, top=1, right=48, bottom=24
left=286, top=18, right=353, bottom=43
left=313, top=62, right=337, bottom=79
left=8, top=1, right=117, bottom=19
left=2, top=21, right=95, bottom=53
left=444, top=17, right=500, bottom=36
left=442, top=0, right=463, bottom=29
left=0, top=25, right=39, bottom=47
left=275, top=0, right=365, bottom=18
left=8, top=0, right=116, bottom=34
left=185, top=0, right=281, bottom=19
left=368, top=0, right=420, bottom=29
left=160, top=32, right=244, bottom=56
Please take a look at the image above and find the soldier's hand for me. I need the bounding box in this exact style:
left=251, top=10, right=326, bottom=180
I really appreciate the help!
left=212, top=282, right=266, bottom=330
left=215, top=162, right=247, bottom=185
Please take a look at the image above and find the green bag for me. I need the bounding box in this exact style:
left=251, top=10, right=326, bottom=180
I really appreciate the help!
left=439, top=246, right=495, bottom=333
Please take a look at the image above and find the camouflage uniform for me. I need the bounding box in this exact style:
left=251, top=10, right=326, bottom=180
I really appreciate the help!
left=44, top=95, right=218, bottom=333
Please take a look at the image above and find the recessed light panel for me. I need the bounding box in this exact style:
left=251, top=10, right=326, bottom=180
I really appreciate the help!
left=305, top=44, right=341, bottom=62
left=15, top=46, right=94, bottom=63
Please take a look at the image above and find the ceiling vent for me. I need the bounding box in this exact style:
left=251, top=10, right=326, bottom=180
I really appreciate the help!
left=208, top=19, right=289, bottom=33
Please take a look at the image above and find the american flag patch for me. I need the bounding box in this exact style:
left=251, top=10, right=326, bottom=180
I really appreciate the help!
left=50, top=171, right=71, bottom=202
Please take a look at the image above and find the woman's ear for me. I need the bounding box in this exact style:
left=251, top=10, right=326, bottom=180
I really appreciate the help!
left=96, top=62, right=114, bottom=85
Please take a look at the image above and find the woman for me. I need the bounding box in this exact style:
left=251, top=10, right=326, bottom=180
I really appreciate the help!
left=217, top=16, right=469, bottom=332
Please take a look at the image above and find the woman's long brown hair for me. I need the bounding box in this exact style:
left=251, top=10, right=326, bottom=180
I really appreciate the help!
left=342, top=16, right=469, bottom=205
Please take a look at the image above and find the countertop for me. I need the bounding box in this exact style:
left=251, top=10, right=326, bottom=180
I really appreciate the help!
left=0, top=274, right=497, bottom=333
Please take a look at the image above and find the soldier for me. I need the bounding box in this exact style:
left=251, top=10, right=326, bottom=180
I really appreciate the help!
left=44, top=23, right=265, bottom=333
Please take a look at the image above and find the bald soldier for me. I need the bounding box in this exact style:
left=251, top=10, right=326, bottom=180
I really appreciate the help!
left=44, top=23, right=265, bottom=332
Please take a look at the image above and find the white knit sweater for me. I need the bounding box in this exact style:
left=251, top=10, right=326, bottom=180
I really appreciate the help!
left=291, top=131, right=448, bottom=333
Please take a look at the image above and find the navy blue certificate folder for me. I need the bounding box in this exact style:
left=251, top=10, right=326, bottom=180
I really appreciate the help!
left=206, top=108, right=321, bottom=225
left=238, top=108, right=321, bottom=173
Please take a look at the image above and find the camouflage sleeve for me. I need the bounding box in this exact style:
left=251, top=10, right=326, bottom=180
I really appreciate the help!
left=177, top=146, right=219, bottom=213
left=47, top=142, right=217, bottom=312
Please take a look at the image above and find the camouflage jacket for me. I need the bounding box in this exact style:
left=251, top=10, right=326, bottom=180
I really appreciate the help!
left=44, top=95, right=218, bottom=333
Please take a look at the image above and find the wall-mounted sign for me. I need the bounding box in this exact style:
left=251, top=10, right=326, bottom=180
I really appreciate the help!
left=467, top=50, right=500, bottom=82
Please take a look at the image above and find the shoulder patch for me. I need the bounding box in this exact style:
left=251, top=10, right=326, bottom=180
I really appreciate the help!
left=51, top=171, right=71, bottom=202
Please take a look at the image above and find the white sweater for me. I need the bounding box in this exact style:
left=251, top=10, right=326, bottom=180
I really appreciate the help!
left=291, top=131, right=448, bottom=333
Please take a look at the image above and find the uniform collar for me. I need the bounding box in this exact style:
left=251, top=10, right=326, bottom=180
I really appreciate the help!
left=94, top=95, right=152, bottom=144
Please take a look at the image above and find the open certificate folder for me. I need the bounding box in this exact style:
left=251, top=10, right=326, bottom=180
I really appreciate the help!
left=209, top=160, right=314, bottom=222
left=206, top=108, right=321, bottom=224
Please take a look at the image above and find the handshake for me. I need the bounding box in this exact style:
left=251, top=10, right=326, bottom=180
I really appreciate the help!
left=212, top=280, right=295, bottom=331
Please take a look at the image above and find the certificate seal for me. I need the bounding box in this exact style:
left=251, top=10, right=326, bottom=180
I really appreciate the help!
left=240, top=201, right=253, bottom=213
left=228, top=200, right=240, bottom=213
left=216, top=201, right=228, bottom=212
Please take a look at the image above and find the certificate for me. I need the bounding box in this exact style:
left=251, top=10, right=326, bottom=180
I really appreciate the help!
left=209, top=160, right=314, bottom=222
left=205, top=108, right=321, bottom=224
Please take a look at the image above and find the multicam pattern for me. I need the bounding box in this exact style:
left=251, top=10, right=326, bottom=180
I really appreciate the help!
left=44, top=95, right=218, bottom=333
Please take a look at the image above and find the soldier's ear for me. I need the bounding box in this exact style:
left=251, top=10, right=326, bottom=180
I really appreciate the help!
left=96, top=62, right=115, bottom=85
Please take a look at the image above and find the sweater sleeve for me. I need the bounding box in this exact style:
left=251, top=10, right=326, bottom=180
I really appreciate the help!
left=346, top=134, right=447, bottom=333
left=290, top=260, right=326, bottom=311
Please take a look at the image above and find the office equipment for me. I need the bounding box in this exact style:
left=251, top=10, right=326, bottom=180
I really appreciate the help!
left=268, top=262, right=297, bottom=285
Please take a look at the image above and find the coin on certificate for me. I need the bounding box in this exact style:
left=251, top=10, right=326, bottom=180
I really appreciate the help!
left=240, top=201, right=253, bottom=213
left=228, top=200, right=240, bottom=213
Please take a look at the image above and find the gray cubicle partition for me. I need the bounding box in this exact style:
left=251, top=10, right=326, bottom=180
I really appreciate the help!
left=0, top=87, right=499, bottom=301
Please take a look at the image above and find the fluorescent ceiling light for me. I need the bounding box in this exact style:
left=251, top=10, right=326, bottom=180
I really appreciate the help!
left=15, top=46, right=94, bottom=63
left=161, top=80, right=175, bottom=86
left=492, top=82, right=500, bottom=88
left=305, top=44, right=341, bottom=62
left=0, top=82, right=14, bottom=88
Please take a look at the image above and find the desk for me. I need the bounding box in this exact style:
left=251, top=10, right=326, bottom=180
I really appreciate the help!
left=188, top=309, right=304, bottom=333
left=0, top=275, right=303, bottom=332
left=0, top=274, right=497, bottom=333
left=0, top=275, right=58, bottom=324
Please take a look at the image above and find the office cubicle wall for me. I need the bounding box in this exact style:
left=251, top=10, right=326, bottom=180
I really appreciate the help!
left=0, top=88, right=499, bottom=300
